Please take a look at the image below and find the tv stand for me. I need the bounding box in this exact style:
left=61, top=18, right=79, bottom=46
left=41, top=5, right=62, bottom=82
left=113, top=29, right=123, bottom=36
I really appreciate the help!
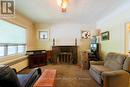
left=88, top=51, right=99, bottom=61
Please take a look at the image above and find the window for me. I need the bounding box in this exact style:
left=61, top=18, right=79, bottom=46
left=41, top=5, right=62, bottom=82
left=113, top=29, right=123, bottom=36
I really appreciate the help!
left=0, top=46, right=4, bottom=57
left=0, top=20, right=26, bottom=57
left=18, top=45, right=25, bottom=53
left=8, top=45, right=17, bottom=55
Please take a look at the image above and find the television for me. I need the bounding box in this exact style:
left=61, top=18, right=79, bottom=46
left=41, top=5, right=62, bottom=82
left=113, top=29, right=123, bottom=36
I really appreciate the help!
left=90, top=43, right=98, bottom=52
left=89, top=43, right=100, bottom=61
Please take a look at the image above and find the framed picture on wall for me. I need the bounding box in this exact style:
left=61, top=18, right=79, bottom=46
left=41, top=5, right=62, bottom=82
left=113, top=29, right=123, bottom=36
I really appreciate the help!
left=81, top=31, right=91, bottom=39
left=101, top=31, right=109, bottom=41
left=39, top=31, right=48, bottom=39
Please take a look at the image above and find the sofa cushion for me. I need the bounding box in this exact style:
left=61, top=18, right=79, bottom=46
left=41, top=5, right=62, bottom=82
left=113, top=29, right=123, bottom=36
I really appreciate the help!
left=0, top=65, right=21, bottom=87
left=89, top=68, right=102, bottom=84
left=91, top=65, right=112, bottom=75
left=123, top=57, right=130, bottom=73
left=17, top=74, right=28, bottom=86
left=104, top=52, right=126, bottom=70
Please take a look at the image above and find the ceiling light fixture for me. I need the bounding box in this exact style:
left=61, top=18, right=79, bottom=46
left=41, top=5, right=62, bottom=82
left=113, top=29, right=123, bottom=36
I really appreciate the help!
left=57, top=0, right=69, bottom=13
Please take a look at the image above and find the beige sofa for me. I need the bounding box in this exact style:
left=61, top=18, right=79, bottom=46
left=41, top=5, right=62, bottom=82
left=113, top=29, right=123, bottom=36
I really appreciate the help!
left=89, top=52, right=130, bottom=87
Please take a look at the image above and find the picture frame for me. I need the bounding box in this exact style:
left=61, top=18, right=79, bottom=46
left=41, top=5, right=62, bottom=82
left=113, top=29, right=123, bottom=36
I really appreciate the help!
left=101, top=31, right=109, bottom=41
left=81, top=31, right=91, bottom=39
left=39, top=31, right=48, bottom=39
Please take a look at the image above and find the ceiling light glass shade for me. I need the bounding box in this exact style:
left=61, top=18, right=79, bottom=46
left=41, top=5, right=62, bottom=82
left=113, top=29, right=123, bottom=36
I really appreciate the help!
left=61, top=0, right=68, bottom=8
left=57, top=0, right=62, bottom=7
left=57, top=0, right=68, bottom=12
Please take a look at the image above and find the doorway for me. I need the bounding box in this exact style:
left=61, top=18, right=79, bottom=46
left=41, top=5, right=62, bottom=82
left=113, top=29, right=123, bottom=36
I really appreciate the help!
left=125, top=23, right=130, bottom=54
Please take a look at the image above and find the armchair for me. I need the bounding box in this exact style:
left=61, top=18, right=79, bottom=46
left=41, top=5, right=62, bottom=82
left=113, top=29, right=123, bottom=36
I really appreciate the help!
left=102, top=70, right=129, bottom=87
left=0, top=65, right=41, bottom=87
left=89, top=52, right=130, bottom=87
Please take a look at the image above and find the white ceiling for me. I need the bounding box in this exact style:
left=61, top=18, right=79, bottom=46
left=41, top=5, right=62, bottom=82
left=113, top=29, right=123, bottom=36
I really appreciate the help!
left=15, top=0, right=128, bottom=24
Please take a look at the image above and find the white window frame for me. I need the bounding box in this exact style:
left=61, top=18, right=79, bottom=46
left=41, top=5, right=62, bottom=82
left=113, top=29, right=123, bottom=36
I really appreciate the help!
left=0, top=43, right=26, bottom=57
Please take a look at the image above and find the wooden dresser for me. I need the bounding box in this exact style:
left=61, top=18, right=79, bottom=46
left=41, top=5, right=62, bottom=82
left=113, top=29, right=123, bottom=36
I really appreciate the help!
left=26, top=50, right=47, bottom=68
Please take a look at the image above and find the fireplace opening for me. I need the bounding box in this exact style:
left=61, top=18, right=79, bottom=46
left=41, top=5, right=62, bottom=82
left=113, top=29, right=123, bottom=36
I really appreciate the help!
left=52, top=46, right=78, bottom=64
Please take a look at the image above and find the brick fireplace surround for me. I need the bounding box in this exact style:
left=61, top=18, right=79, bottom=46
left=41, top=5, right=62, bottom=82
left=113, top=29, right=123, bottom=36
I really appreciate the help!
left=52, top=46, right=78, bottom=64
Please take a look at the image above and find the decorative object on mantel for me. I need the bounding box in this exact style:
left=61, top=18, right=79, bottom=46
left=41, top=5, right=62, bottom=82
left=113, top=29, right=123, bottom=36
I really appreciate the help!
left=57, top=0, right=69, bottom=13
left=101, top=31, right=109, bottom=41
left=81, top=31, right=91, bottom=39
left=39, top=31, right=48, bottom=39
left=75, top=38, right=77, bottom=46
left=53, top=38, right=55, bottom=46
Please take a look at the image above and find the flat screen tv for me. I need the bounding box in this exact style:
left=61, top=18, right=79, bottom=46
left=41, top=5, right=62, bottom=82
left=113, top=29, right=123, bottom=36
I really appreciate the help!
left=90, top=43, right=98, bottom=52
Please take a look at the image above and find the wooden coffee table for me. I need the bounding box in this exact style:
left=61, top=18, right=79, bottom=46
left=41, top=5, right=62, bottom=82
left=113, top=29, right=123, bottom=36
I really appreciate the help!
left=33, top=69, right=56, bottom=87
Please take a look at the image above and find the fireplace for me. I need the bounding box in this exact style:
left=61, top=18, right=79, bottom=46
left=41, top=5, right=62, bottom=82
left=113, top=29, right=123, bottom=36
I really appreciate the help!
left=52, top=46, right=78, bottom=64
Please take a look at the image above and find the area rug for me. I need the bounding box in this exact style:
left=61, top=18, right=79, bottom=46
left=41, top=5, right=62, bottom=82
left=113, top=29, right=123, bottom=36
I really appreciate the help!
left=19, top=64, right=100, bottom=87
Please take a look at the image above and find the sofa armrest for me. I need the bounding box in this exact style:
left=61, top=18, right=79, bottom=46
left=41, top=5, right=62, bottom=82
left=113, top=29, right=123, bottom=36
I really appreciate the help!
left=102, top=70, right=129, bottom=87
left=18, top=67, right=42, bottom=87
left=90, top=61, right=104, bottom=65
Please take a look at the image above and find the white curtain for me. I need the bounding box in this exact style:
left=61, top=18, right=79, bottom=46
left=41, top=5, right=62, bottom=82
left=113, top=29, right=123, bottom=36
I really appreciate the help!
left=0, top=20, right=26, bottom=43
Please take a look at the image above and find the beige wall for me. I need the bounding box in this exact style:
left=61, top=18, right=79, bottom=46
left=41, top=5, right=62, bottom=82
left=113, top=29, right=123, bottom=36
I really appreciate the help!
left=35, top=23, right=95, bottom=51
left=96, top=1, right=130, bottom=59
left=35, top=23, right=96, bottom=63
left=0, top=12, right=36, bottom=71
left=35, top=24, right=51, bottom=50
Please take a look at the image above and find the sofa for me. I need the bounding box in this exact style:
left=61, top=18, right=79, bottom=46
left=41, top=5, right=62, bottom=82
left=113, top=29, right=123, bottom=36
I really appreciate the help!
left=89, top=52, right=130, bottom=87
left=0, top=65, right=41, bottom=87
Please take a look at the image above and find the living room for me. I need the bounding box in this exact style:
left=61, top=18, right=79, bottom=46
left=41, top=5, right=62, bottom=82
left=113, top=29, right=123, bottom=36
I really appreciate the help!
left=0, top=0, right=130, bottom=87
